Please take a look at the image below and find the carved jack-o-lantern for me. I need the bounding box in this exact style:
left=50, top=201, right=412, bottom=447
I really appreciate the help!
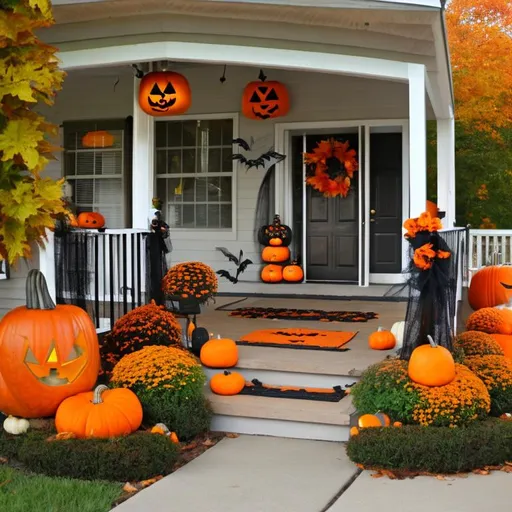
left=258, top=215, right=292, bottom=247
left=77, top=212, right=105, bottom=229
left=242, top=79, right=289, bottom=121
left=138, top=71, right=191, bottom=117
left=0, top=270, right=100, bottom=418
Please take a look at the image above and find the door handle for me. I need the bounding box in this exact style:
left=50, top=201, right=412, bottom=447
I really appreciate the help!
left=370, top=218, right=375, bottom=223
left=370, top=209, right=376, bottom=215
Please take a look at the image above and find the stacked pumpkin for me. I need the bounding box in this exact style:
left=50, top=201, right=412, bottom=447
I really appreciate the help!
left=258, top=215, right=303, bottom=284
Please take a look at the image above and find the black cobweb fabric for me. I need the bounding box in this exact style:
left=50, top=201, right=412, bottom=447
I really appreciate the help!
left=253, top=165, right=275, bottom=242
left=386, top=229, right=464, bottom=360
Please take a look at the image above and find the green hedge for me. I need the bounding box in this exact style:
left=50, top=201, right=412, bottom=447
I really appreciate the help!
left=347, top=419, right=512, bottom=473
left=0, top=430, right=179, bottom=482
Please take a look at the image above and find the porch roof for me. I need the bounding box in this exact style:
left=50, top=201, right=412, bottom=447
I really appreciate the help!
left=45, top=0, right=453, bottom=118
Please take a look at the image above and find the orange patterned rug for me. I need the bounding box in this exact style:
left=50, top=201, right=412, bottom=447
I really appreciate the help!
left=240, top=379, right=346, bottom=402
left=237, top=328, right=356, bottom=351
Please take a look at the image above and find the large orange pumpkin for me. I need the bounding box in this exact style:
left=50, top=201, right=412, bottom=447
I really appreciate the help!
left=77, top=212, right=105, bottom=229
left=139, top=71, right=191, bottom=116
left=210, top=371, right=245, bottom=396
left=0, top=270, right=100, bottom=418
left=282, top=262, right=304, bottom=283
left=200, top=337, right=238, bottom=368
left=55, top=385, right=143, bottom=438
left=242, top=79, right=289, bottom=120
left=261, top=246, right=290, bottom=263
left=468, top=265, right=512, bottom=310
left=261, top=264, right=283, bottom=283
left=408, top=335, right=455, bottom=387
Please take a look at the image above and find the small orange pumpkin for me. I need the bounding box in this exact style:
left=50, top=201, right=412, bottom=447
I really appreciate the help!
left=242, top=78, right=290, bottom=120
left=350, top=426, right=360, bottom=437
left=282, top=262, right=304, bottom=283
left=408, top=335, right=455, bottom=387
left=269, top=238, right=283, bottom=246
left=368, top=327, right=396, bottom=350
left=139, top=71, right=191, bottom=116
left=261, top=264, right=283, bottom=283
left=261, top=246, right=290, bottom=263
left=393, top=421, right=403, bottom=428
left=210, top=370, right=245, bottom=396
left=358, top=413, right=391, bottom=428
left=55, top=385, right=143, bottom=438
left=77, top=212, right=105, bottom=229
left=200, top=336, right=238, bottom=368
left=151, top=423, right=179, bottom=443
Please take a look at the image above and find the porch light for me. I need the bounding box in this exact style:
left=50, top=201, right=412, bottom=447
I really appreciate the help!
left=82, top=130, right=114, bottom=148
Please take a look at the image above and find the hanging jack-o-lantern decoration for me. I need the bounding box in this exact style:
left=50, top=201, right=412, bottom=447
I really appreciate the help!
left=0, top=270, right=100, bottom=418
left=138, top=71, right=191, bottom=116
left=242, top=70, right=289, bottom=120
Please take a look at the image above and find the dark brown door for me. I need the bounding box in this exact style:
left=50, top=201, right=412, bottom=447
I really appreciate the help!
left=369, top=133, right=403, bottom=274
left=305, top=133, right=359, bottom=282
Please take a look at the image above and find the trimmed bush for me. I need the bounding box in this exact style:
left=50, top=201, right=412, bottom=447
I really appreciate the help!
left=464, top=355, right=512, bottom=416
left=351, top=359, right=490, bottom=427
left=162, top=261, right=218, bottom=304
left=347, top=419, right=512, bottom=474
left=100, top=301, right=182, bottom=378
left=454, top=331, right=504, bottom=356
left=111, top=345, right=212, bottom=440
left=1, top=430, right=179, bottom=482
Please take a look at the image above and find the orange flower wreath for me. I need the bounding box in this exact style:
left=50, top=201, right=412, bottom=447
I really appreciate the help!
left=303, top=138, right=359, bottom=198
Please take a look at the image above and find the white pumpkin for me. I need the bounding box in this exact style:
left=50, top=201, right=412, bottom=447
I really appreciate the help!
left=390, top=321, right=405, bottom=350
left=3, top=415, right=30, bottom=435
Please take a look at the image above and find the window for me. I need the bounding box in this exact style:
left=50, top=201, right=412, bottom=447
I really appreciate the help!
left=155, top=117, right=234, bottom=229
left=63, top=120, right=131, bottom=229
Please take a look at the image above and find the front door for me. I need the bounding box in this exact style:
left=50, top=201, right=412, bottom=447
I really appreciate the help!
left=369, top=132, right=403, bottom=274
left=304, top=133, right=359, bottom=282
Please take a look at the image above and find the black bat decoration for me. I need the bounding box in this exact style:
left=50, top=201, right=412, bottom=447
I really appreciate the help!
left=232, top=138, right=286, bottom=170
left=216, top=247, right=253, bottom=284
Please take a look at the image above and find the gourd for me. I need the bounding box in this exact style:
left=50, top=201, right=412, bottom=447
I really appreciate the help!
left=408, top=335, right=455, bottom=387
left=368, top=327, right=396, bottom=350
left=210, top=371, right=245, bottom=396
left=55, top=385, right=143, bottom=438
left=200, top=336, right=238, bottom=368
left=3, top=415, right=29, bottom=435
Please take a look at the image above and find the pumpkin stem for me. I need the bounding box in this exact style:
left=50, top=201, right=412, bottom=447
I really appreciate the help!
left=377, top=326, right=384, bottom=332
left=427, top=335, right=438, bottom=348
left=92, top=385, right=109, bottom=404
left=223, top=371, right=231, bottom=376
left=26, top=269, right=56, bottom=310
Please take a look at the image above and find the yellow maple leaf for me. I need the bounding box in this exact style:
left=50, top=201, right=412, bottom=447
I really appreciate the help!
left=0, top=59, right=37, bottom=103
left=0, top=118, right=44, bottom=170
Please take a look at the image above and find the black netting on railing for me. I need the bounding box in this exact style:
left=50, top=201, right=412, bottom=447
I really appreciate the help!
left=54, top=230, right=166, bottom=329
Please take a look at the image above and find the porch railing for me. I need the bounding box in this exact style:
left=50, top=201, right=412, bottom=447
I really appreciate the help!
left=467, top=229, right=512, bottom=284
left=54, top=229, right=166, bottom=330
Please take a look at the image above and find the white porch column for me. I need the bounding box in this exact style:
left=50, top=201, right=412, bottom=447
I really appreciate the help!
left=39, top=229, right=56, bottom=302
left=132, top=77, right=154, bottom=229
left=437, top=116, right=456, bottom=227
left=408, top=64, right=427, bottom=218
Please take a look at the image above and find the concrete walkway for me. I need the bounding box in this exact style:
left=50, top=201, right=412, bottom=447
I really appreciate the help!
left=113, top=435, right=356, bottom=512
left=113, top=435, right=512, bottom=512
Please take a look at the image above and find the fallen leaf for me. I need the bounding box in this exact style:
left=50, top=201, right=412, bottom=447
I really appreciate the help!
left=436, top=475, right=446, bottom=480
left=505, top=461, right=512, bottom=466
left=180, top=441, right=198, bottom=452
left=139, top=476, right=163, bottom=488
left=0, top=457, right=8, bottom=464
left=55, top=432, right=76, bottom=440
left=472, top=469, right=489, bottom=475
left=225, top=433, right=239, bottom=438
left=202, top=438, right=215, bottom=447
left=123, top=483, right=138, bottom=493
left=501, top=466, right=512, bottom=473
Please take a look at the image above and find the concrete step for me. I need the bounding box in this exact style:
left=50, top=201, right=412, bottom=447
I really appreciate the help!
left=0, top=277, right=26, bottom=301
left=206, top=389, right=354, bottom=442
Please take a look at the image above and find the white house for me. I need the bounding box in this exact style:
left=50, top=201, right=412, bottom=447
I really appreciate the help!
left=1, top=0, right=456, bottom=311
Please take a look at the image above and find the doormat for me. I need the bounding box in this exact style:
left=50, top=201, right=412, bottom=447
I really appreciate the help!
left=225, top=306, right=378, bottom=323
left=240, top=379, right=346, bottom=402
left=237, top=328, right=356, bottom=351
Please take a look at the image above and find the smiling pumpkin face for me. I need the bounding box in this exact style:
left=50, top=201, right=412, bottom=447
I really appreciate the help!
left=138, top=71, right=191, bottom=116
left=0, top=270, right=100, bottom=418
left=242, top=80, right=290, bottom=120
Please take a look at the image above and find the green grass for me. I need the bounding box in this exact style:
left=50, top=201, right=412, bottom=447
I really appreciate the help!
left=0, top=466, right=123, bottom=512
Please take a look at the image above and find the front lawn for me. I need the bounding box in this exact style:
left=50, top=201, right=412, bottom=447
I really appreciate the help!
left=0, top=466, right=122, bottom=512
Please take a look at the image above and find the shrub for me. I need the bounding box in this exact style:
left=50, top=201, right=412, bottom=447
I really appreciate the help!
left=454, top=331, right=504, bottom=356
left=162, top=261, right=218, bottom=304
left=351, top=359, right=490, bottom=427
left=347, top=419, right=512, bottom=474
left=99, top=301, right=182, bottom=378
left=466, top=308, right=506, bottom=334
left=464, top=355, right=512, bottom=416
left=111, top=346, right=212, bottom=440
left=1, top=430, right=179, bottom=482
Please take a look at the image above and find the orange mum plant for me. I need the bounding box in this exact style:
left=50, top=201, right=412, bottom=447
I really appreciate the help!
left=454, top=331, right=504, bottom=357
left=100, top=301, right=182, bottom=378
left=162, top=261, right=218, bottom=304
left=466, top=307, right=511, bottom=335
left=303, top=138, right=359, bottom=198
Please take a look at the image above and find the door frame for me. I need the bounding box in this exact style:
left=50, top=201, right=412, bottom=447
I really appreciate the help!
left=275, top=119, right=409, bottom=286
